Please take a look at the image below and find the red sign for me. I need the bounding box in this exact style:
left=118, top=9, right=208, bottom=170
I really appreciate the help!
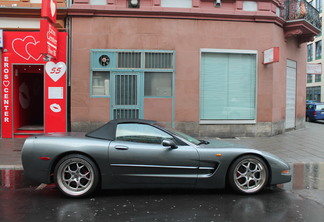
left=45, top=61, right=67, bottom=133
left=40, top=19, right=58, bottom=59
left=1, top=31, right=67, bottom=138
left=1, top=53, right=12, bottom=138
left=41, top=0, right=57, bottom=24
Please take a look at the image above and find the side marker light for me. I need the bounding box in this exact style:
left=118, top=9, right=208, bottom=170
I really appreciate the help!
left=216, top=154, right=222, bottom=157
left=40, top=157, right=51, bottom=160
left=281, top=170, right=290, bottom=175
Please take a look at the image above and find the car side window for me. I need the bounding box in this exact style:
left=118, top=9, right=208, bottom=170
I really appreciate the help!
left=116, top=123, right=174, bottom=144
left=307, top=104, right=314, bottom=110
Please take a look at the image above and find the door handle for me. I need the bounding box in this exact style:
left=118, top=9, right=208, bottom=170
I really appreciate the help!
left=114, top=145, right=129, bottom=150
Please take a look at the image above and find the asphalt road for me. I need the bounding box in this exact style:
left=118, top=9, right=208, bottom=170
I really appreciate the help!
left=1, top=185, right=324, bottom=222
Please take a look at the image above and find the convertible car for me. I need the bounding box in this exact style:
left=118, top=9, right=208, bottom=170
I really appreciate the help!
left=22, top=119, right=291, bottom=198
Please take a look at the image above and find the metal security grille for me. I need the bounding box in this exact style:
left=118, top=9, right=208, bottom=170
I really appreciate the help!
left=117, top=52, right=141, bottom=68
left=145, top=52, right=173, bottom=69
left=113, top=74, right=139, bottom=119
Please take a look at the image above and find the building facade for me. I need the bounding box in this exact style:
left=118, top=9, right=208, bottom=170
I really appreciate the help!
left=306, top=0, right=323, bottom=102
left=0, top=0, right=321, bottom=138
left=68, top=0, right=320, bottom=137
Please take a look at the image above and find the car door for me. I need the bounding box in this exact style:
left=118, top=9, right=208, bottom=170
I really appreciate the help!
left=108, top=123, right=199, bottom=185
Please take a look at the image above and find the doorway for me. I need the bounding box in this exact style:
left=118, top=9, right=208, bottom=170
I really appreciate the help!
left=14, top=65, right=44, bottom=136
left=111, top=72, right=143, bottom=120
left=285, top=60, right=297, bottom=130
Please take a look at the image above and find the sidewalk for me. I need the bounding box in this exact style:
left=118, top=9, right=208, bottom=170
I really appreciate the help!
left=0, top=122, right=324, bottom=170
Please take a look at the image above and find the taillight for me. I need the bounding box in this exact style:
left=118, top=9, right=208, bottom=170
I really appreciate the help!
left=314, top=111, right=317, bottom=116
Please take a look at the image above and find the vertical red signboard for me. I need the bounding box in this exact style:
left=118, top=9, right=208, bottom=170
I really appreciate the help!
left=41, top=0, right=57, bottom=24
left=1, top=52, right=12, bottom=138
left=40, top=19, right=58, bottom=60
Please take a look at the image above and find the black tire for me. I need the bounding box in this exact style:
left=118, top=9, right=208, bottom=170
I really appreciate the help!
left=228, top=155, right=268, bottom=194
left=54, top=154, right=99, bottom=198
left=306, top=116, right=310, bottom=122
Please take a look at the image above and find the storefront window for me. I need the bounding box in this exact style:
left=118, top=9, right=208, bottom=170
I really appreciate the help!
left=200, top=50, right=257, bottom=122
left=92, top=71, right=110, bottom=96
left=307, top=86, right=321, bottom=101
left=144, top=72, right=172, bottom=97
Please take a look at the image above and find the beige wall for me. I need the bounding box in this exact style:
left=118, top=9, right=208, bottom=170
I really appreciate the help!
left=70, top=17, right=306, bottom=136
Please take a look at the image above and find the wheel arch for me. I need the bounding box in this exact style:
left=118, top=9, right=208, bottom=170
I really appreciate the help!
left=49, top=151, right=102, bottom=185
left=225, top=153, right=272, bottom=187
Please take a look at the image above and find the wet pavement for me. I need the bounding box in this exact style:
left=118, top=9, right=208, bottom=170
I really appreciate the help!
left=1, top=184, right=324, bottom=222
left=1, top=122, right=324, bottom=221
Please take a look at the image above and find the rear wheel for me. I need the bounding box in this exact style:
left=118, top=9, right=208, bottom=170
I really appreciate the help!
left=306, top=116, right=310, bottom=122
left=54, top=154, right=99, bottom=198
left=228, top=155, right=268, bottom=194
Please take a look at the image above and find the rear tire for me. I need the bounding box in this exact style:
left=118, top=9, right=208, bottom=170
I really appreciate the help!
left=228, top=155, right=268, bottom=194
left=54, top=154, right=99, bottom=198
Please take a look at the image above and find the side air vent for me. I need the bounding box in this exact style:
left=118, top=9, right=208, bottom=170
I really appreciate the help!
left=99, top=55, right=110, bottom=66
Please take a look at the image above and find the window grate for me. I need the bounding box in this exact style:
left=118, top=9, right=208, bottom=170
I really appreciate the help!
left=117, top=52, right=141, bottom=68
left=145, top=52, right=173, bottom=69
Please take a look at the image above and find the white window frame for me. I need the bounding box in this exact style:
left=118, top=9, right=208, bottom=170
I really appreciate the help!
left=199, top=49, right=258, bottom=125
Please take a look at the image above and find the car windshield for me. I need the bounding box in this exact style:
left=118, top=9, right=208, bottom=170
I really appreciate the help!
left=157, top=124, right=201, bottom=145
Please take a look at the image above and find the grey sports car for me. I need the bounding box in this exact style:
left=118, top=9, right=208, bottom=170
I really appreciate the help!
left=22, top=119, right=291, bottom=198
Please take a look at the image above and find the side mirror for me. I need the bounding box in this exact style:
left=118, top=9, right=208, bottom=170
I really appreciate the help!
left=162, top=139, right=178, bottom=149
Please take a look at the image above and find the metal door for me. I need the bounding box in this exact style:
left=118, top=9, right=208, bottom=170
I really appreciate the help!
left=285, top=60, right=296, bottom=129
left=111, top=72, right=143, bottom=119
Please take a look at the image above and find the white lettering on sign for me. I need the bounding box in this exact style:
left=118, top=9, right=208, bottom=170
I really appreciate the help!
left=46, top=22, right=57, bottom=57
left=2, top=56, right=11, bottom=124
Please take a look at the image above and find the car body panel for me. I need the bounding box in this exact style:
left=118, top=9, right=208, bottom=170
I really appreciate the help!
left=109, top=140, right=199, bottom=184
left=21, top=119, right=291, bottom=192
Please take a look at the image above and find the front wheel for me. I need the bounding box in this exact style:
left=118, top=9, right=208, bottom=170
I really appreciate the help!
left=54, top=154, right=99, bottom=198
left=228, top=155, right=268, bottom=194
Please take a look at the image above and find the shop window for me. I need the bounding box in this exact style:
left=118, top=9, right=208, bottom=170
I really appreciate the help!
left=161, top=0, right=192, bottom=8
left=200, top=50, right=257, bottom=122
left=307, top=74, right=313, bottom=83
left=307, top=86, right=321, bottom=101
left=92, top=71, right=110, bottom=96
left=307, top=43, right=313, bottom=62
left=144, top=72, right=172, bottom=97
left=315, top=74, right=322, bottom=82
left=315, top=40, right=322, bottom=60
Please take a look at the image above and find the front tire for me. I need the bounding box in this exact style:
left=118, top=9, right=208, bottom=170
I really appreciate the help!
left=54, top=154, right=99, bottom=198
left=228, top=155, right=268, bottom=194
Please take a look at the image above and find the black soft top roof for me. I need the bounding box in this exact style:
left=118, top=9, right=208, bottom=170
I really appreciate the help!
left=85, top=119, right=157, bottom=140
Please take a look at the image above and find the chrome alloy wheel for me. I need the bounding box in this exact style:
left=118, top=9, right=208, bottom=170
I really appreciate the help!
left=54, top=155, right=99, bottom=197
left=229, top=156, right=268, bottom=194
